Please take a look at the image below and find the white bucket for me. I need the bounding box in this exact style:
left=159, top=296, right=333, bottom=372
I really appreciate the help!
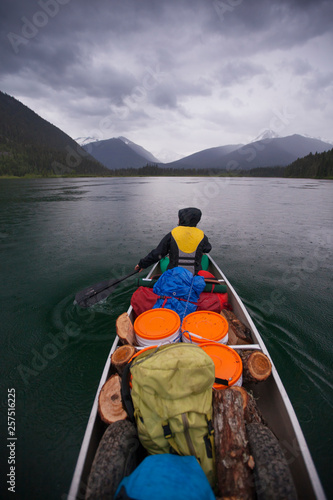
left=134, top=308, right=181, bottom=347
left=182, top=311, right=229, bottom=345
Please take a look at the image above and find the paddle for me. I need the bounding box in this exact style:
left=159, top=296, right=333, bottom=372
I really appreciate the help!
left=74, top=269, right=140, bottom=308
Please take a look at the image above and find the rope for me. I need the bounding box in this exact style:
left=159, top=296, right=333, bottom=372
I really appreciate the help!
left=182, top=330, right=193, bottom=343
left=158, top=289, right=198, bottom=343
left=180, top=274, right=196, bottom=330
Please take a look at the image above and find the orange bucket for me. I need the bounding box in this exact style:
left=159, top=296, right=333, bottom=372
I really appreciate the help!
left=182, top=311, right=228, bottom=345
left=129, top=345, right=158, bottom=362
left=134, top=308, right=181, bottom=347
left=200, top=343, right=242, bottom=389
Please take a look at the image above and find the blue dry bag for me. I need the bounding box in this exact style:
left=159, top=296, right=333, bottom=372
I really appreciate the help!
left=153, top=267, right=205, bottom=319
left=114, top=454, right=215, bottom=500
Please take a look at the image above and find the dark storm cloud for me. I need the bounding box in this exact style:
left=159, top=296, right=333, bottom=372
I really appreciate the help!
left=208, top=0, right=333, bottom=43
left=2, top=0, right=331, bottom=68
left=0, top=0, right=332, bottom=155
left=0, top=1, right=328, bottom=69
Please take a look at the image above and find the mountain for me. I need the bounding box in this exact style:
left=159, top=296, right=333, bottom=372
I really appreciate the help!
left=163, top=134, right=332, bottom=171
left=2, top=90, right=331, bottom=177
left=228, top=134, right=333, bottom=170
left=250, top=129, right=280, bottom=142
left=82, top=137, right=160, bottom=169
left=0, top=91, right=110, bottom=177
left=75, top=136, right=100, bottom=146
left=160, top=144, right=243, bottom=170
left=118, top=137, right=160, bottom=163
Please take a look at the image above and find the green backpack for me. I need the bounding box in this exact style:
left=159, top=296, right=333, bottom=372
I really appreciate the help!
left=123, top=343, right=216, bottom=485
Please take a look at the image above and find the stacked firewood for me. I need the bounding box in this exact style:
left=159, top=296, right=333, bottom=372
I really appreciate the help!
left=220, top=309, right=253, bottom=345
left=97, top=312, right=139, bottom=423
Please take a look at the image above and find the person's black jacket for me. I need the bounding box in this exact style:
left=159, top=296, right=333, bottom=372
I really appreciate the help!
left=137, top=208, right=212, bottom=274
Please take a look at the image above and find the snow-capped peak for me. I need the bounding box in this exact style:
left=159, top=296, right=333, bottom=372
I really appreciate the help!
left=75, top=136, right=100, bottom=146
left=118, top=136, right=131, bottom=145
left=251, top=129, right=280, bottom=142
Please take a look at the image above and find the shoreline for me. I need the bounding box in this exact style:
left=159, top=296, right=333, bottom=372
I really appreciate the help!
left=1, top=174, right=332, bottom=180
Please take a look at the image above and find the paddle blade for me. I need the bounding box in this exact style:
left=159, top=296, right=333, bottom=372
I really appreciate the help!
left=75, top=283, right=119, bottom=308
left=74, top=270, right=139, bottom=308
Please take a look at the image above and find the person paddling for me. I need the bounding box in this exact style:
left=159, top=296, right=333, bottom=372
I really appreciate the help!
left=135, top=207, right=212, bottom=275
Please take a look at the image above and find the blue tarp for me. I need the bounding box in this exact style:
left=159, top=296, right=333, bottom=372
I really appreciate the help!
left=153, top=267, right=205, bottom=320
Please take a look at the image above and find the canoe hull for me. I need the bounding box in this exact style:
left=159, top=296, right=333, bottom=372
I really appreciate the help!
left=68, top=256, right=326, bottom=500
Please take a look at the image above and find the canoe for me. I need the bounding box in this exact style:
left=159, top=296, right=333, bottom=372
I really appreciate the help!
left=68, top=255, right=326, bottom=500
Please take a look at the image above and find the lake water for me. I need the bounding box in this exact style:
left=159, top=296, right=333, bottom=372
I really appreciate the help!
left=0, top=177, right=332, bottom=499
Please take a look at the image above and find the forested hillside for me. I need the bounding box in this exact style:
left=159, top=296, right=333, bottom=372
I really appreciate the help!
left=0, top=91, right=110, bottom=177
left=283, top=149, right=333, bottom=178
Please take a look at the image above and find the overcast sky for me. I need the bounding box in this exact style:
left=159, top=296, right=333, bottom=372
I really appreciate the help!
left=1, top=0, right=333, bottom=161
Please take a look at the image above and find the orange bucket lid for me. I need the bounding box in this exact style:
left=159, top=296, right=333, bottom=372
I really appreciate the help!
left=200, top=343, right=242, bottom=389
left=134, top=308, right=181, bottom=340
left=182, top=311, right=228, bottom=343
left=129, top=345, right=158, bottom=362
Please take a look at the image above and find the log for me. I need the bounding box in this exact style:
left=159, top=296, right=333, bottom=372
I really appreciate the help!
left=98, top=374, right=128, bottom=424
left=229, top=386, right=265, bottom=425
left=237, top=350, right=272, bottom=384
left=213, top=389, right=254, bottom=499
left=116, top=312, right=136, bottom=345
left=220, top=309, right=253, bottom=344
left=229, top=386, right=249, bottom=410
left=111, top=345, right=136, bottom=376
left=85, top=420, right=139, bottom=500
left=225, top=321, right=239, bottom=346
